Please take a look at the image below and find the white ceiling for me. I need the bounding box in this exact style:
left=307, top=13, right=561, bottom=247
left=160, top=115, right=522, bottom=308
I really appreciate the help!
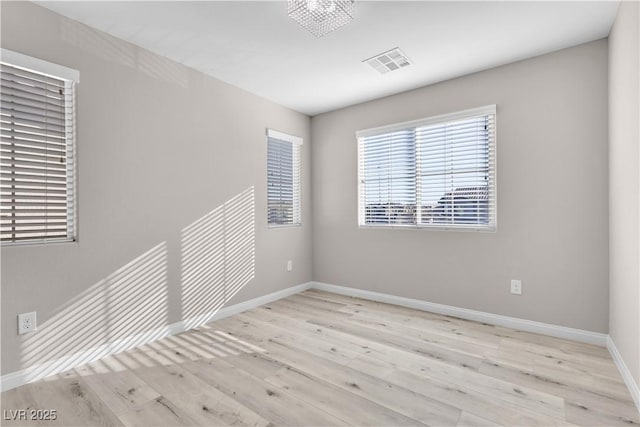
left=36, top=1, right=619, bottom=116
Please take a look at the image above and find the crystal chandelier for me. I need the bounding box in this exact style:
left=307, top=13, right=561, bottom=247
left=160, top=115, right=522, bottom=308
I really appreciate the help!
left=287, top=0, right=355, bottom=38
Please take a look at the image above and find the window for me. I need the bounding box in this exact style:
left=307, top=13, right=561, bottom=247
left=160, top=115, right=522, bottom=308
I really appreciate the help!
left=267, top=129, right=301, bottom=226
left=357, top=105, right=496, bottom=231
left=1, top=50, right=79, bottom=245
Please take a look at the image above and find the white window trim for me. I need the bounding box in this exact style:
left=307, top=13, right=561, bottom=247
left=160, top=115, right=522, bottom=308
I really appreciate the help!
left=266, top=128, right=302, bottom=228
left=267, top=128, right=302, bottom=146
left=1, top=51, right=79, bottom=246
left=357, top=105, right=495, bottom=139
left=1, top=49, right=80, bottom=83
left=357, top=105, right=497, bottom=232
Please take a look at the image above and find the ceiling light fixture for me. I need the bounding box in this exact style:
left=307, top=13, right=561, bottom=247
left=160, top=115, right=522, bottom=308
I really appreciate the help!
left=287, top=0, right=355, bottom=38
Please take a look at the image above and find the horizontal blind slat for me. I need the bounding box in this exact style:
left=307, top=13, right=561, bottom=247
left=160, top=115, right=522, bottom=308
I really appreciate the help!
left=1, top=207, right=68, bottom=213
left=0, top=144, right=66, bottom=157
left=1, top=94, right=66, bottom=113
left=0, top=122, right=66, bottom=139
left=1, top=137, right=67, bottom=151
left=0, top=79, right=65, bottom=102
left=0, top=149, right=65, bottom=163
left=0, top=173, right=67, bottom=184
left=0, top=115, right=66, bottom=133
left=1, top=157, right=67, bottom=170
left=1, top=108, right=66, bottom=126
left=0, top=74, right=64, bottom=93
left=0, top=64, right=66, bottom=88
left=0, top=214, right=67, bottom=221
left=1, top=101, right=67, bottom=121
left=1, top=231, right=72, bottom=240
left=0, top=87, right=65, bottom=107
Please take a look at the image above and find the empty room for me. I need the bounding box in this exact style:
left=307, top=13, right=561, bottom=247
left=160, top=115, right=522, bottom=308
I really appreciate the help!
left=1, top=0, right=639, bottom=425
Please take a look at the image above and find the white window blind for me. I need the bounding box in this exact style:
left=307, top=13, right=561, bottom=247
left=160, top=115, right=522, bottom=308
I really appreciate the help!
left=267, top=129, right=301, bottom=226
left=1, top=57, right=77, bottom=245
left=358, top=105, right=496, bottom=231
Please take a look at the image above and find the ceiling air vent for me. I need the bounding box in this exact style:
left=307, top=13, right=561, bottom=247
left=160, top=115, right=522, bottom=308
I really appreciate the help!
left=364, top=47, right=412, bottom=74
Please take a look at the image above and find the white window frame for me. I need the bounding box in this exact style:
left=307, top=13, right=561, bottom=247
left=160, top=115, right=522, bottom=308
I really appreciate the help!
left=266, top=128, right=302, bottom=228
left=1, top=49, right=79, bottom=246
left=357, top=105, right=497, bottom=232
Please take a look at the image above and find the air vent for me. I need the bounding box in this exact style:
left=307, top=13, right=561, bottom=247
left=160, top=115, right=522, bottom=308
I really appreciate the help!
left=364, top=47, right=412, bottom=74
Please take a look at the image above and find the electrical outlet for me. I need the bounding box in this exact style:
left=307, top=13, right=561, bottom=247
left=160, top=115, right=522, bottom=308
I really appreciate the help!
left=287, top=260, right=293, bottom=272
left=510, top=280, right=522, bottom=295
left=18, top=312, right=37, bottom=334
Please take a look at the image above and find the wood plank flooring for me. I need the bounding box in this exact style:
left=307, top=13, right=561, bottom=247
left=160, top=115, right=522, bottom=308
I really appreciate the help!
left=2, top=289, right=638, bottom=426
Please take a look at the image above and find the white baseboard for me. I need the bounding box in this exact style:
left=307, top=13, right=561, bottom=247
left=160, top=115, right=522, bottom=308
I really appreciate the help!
left=1, top=325, right=177, bottom=392
left=607, top=336, right=640, bottom=412
left=310, top=282, right=640, bottom=411
left=175, top=281, right=313, bottom=331
left=311, top=281, right=608, bottom=346
left=1, top=281, right=313, bottom=392
left=315, top=281, right=639, bottom=412
left=0, top=279, right=622, bottom=399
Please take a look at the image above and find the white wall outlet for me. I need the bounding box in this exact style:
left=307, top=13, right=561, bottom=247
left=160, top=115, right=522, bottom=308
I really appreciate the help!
left=287, top=260, right=293, bottom=272
left=510, top=279, right=522, bottom=295
left=18, top=312, right=37, bottom=334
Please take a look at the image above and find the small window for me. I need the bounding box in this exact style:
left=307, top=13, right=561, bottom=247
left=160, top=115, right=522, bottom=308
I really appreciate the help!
left=1, top=50, right=79, bottom=245
left=267, top=129, right=301, bottom=226
left=357, top=105, right=496, bottom=231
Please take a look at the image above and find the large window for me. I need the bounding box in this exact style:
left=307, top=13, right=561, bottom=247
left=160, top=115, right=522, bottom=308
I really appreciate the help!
left=267, top=129, right=301, bottom=226
left=1, top=50, right=79, bottom=245
left=357, top=105, right=496, bottom=231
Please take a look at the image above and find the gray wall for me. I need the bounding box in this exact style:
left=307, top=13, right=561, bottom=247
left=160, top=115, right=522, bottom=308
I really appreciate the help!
left=1, top=2, right=312, bottom=375
left=609, top=0, right=640, bottom=386
left=312, top=40, right=609, bottom=333
left=0, top=1, right=622, bottom=381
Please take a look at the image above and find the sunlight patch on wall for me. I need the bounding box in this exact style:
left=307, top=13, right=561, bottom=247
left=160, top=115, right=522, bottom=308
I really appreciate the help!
left=224, top=188, right=256, bottom=301
left=181, top=204, right=225, bottom=324
left=19, top=242, right=169, bottom=381
left=181, top=187, right=255, bottom=329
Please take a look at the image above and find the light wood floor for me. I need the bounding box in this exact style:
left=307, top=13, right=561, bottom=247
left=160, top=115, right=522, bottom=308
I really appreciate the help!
left=2, top=289, right=638, bottom=426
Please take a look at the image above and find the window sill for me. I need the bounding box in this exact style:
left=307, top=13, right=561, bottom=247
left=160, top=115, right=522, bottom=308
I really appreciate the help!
left=358, top=224, right=496, bottom=233
left=268, top=223, right=302, bottom=229
left=1, top=238, right=77, bottom=247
